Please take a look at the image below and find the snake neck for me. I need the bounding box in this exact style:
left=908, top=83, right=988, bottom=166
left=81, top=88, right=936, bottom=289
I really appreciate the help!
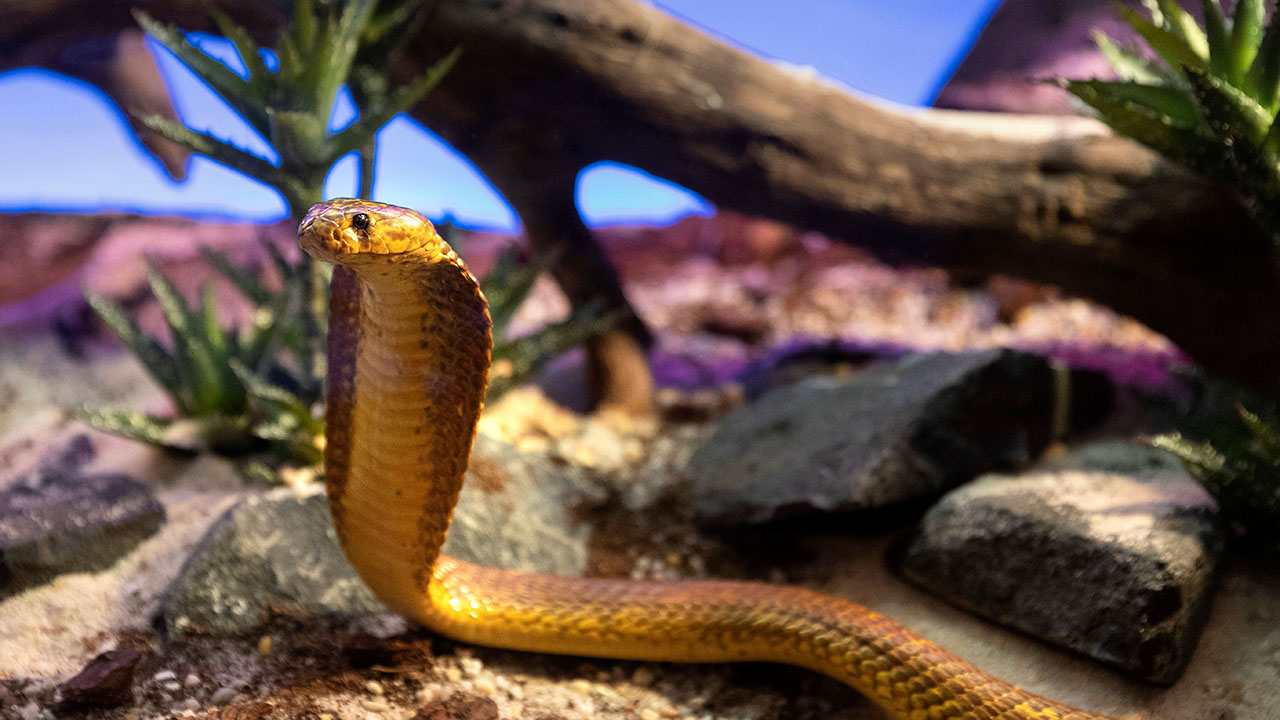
left=324, top=253, right=491, bottom=616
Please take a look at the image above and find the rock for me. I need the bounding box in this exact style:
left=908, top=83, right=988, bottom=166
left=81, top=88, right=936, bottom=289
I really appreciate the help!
left=57, top=648, right=143, bottom=708
left=341, top=631, right=431, bottom=668
left=900, top=441, right=1222, bottom=684
left=934, top=0, right=1197, bottom=115
left=161, top=486, right=384, bottom=636
left=412, top=694, right=499, bottom=720
left=164, top=435, right=604, bottom=635
left=687, top=349, right=1053, bottom=525
left=0, top=435, right=165, bottom=592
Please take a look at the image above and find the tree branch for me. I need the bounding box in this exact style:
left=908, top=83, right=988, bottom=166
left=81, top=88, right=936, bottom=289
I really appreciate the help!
left=4, top=0, right=1278, bottom=393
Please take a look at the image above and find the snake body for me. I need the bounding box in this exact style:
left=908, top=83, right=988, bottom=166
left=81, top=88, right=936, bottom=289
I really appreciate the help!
left=298, top=199, right=1113, bottom=720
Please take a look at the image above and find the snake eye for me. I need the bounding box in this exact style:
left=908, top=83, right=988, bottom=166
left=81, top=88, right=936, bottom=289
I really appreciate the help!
left=351, top=212, right=370, bottom=231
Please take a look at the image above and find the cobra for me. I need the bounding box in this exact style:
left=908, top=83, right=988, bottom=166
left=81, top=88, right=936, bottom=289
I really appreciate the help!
left=298, top=198, right=1113, bottom=720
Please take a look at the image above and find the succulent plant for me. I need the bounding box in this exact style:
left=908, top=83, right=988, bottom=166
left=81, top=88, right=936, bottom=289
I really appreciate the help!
left=1065, top=0, right=1280, bottom=245
left=1153, top=396, right=1280, bottom=556
left=82, top=1, right=612, bottom=472
left=1066, top=1, right=1280, bottom=554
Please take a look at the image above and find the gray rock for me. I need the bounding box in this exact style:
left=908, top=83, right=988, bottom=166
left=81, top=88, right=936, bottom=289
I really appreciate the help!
left=901, top=441, right=1222, bottom=684
left=1, top=435, right=164, bottom=593
left=687, top=349, right=1052, bottom=525
left=164, top=434, right=603, bottom=635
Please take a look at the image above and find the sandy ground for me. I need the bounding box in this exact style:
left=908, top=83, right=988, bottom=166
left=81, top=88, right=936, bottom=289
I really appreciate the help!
left=0, top=219, right=1274, bottom=719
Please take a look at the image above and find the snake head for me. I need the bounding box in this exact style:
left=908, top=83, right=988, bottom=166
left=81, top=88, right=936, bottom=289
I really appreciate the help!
left=298, top=198, right=447, bottom=265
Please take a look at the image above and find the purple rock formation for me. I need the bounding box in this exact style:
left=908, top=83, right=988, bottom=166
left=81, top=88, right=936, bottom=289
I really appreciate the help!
left=935, top=0, right=1204, bottom=114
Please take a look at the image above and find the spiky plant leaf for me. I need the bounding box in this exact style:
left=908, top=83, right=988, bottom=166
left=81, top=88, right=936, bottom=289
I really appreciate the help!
left=482, top=245, right=553, bottom=330
left=1152, top=401, right=1280, bottom=556
left=1230, top=0, right=1265, bottom=84
left=488, top=301, right=614, bottom=399
left=1068, top=79, right=1203, bottom=127
left=328, top=46, right=460, bottom=160
left=1239, top=405, right=1280, bottom=457
left=200, top=246, right=273, bottom=305
left=137, top=114, right=279, bottom=181
left=1093, top=30, right=1175, bottom=84
left=1064, top=79, right=1224, bottom=175
left=1185, top=65, right=1272, bottom=142
left=1200, top=0, right=1231, bottom=77
left=1115, top=2, right=1207, bottom=72
left=209, top=10, right=273, bottom=105
left=1155, top=0, right=1209, bottom=59
left=1244, top=4, right=1280, bottom=108
left=145, top=260, right=243, bottom=416
left=1183, top=66, right=1280, bottom=227
left=132, top=10, right=269, bottom=135
left=310, top=0, right=379, bottom=118
left=83, top=290, right=184, bottom=403
left=77, top=407, right=175, bottom=448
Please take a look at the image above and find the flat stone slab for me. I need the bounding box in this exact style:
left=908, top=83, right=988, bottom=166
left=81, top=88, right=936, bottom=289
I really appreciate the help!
left=164, top=435, right=605, bottom=635
left=901, top=442, right=1223, bottom=684
left=1, top=435, right=164, bottom=591
left=686, top=349, right=1053, bottom=525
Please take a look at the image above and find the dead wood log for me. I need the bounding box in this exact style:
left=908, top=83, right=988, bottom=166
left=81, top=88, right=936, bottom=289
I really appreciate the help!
left=4, top=0, right=1278, bottom=395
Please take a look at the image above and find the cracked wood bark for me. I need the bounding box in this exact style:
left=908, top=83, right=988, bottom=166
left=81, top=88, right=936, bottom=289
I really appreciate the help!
left=4, top=0, right=1278, bottom=395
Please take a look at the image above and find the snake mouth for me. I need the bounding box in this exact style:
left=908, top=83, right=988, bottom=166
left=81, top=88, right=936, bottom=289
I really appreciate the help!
left=298, top=214, right=364, bottom=264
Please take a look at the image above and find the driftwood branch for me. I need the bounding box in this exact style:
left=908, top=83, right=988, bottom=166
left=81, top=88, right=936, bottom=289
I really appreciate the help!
left=4, top=0, right=1278, bottom=394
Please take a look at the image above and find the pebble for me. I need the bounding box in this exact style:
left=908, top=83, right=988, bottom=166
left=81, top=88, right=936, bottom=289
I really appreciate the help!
left=257, top=635, right=273, bottom=655
left=508, top=702, right=524, bottom=718
left=183, top=673, right=200, bottom=688
left=507, top=683, right=524, bottom=700
left=163, top=681, right=182, bottom=692
left=181, top=698, right=200, bottom=712
left=209, top=686, right=238, bottom=705
left=444, top=666, right=463, bottom=683
left=474, top=676, right=497, bottom=695
left=631, top=667, right=656, bottom=687
left=569, top=679, right=593, bottom=696
left=362, top=699, right=391, bottom=712
left=153, top=670, right=177, bottom=683
left=640, top=709, right=661, bottom=720
left=459, top=656, right=483, bottom=677
left=366, top=680, right=384, bottom=696
left=416, top=687, right=436, bottom=704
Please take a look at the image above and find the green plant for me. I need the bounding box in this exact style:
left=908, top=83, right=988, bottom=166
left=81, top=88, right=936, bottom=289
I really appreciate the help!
left=480, top=247, right=614, bottom=400
left=81, top=246, right=322, bottom=462
left=1065, top=1, right=1280, bottom=554
left=83, top=1, right=613, bottom=471
left=81, top=0, right=454, bottom=467
left=1064, top=0, right=1280, bottom=245
left=135, top=0, right=459, bottom=397
left=1152, top=399, right=1280, bottom=556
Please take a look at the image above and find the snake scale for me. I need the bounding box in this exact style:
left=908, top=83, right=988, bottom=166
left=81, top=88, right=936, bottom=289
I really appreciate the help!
left=298, top=198, right=1114, bottom=720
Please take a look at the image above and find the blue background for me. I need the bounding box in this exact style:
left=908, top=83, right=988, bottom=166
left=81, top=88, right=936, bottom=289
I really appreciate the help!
left=0, top=1, right=999, bottom=230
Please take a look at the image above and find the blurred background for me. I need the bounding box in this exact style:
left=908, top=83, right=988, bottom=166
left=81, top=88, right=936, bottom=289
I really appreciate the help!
left=0, top=0, right=1000, bottom=229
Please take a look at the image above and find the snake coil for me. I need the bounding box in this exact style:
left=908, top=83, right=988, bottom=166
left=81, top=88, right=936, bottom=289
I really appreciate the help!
left=298, top=198, right=1113, bottom=720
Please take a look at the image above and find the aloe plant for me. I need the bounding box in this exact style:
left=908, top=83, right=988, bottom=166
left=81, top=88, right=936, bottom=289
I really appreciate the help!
left=1065, top=1, right=1280, bottom=553
left=1152, top=398, right=1280, bottom=556
left=81, top=246, right=321, bottom=462
left=83, top=1, right=613, bottom=470
left=1064, top=0, right=1280, bottom=245
left=134, top=0, right=459, bottom=398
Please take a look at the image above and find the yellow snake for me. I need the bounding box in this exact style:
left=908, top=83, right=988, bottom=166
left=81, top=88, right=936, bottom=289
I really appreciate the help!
left=298, top=198, right=1113, bottom=720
